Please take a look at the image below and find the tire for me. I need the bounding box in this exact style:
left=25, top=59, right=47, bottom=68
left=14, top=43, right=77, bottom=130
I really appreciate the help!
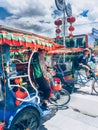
left=92, top=79, right=98, bottom=94
left=9, top=107, right=40, bottom=130
left=49, top=88, right=70, bottom=107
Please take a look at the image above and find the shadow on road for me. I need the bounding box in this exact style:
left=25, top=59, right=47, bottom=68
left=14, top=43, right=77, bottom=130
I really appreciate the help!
left=75, top=89, right=97, bottom=96
left=39, top=105, right=68, bottom=130
left=39, top=125, right=48, bottom=130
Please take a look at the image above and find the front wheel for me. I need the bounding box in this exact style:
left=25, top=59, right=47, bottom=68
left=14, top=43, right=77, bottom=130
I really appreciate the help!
left=92, top=79, right=98, bottom=94
left=9, top=107, right=40, bottom=130
left=49, top=88, right=70, bottom=107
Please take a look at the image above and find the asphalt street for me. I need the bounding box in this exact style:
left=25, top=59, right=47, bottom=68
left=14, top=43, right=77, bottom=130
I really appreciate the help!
left=40, top=84, right=98, bottom=130
left=40, top=107, right=98, bottom=130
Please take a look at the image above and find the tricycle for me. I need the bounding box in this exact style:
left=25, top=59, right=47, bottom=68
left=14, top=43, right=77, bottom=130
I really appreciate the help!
left=0, top=28, right=57, bottom=129
left=0, top=44, right=45, bottom=130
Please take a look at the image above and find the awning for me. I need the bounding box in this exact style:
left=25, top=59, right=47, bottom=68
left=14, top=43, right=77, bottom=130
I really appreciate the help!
left=0, top=31, right=63, bottom=51
left=48, top=47, right=83, bottom=54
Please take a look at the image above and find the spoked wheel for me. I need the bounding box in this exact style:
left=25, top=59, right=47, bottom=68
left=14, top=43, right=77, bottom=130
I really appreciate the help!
left=10, top=107, right=40, bottom=130
left=92, top=79, right=98, bottom=94
left=49, top=88, right=70, bottom=107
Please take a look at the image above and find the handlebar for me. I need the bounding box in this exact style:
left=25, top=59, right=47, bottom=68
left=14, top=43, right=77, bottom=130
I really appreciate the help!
left=79, top=64, right=96, bottom=79
left=80, top=64, right=91, bottom=71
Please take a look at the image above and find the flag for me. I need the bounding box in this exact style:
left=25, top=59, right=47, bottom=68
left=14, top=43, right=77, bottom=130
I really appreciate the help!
left=80, top=10, right=89, bottom=17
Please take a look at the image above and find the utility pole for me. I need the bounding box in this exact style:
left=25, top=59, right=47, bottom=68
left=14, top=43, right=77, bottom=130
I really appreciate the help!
left=63, top=0, right=66, bottom=47
left=55, top=0, right=72, bottom=62
left=55, top=0, right=72, bottom=46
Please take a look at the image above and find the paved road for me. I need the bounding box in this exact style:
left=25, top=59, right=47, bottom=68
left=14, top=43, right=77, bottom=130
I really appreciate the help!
left=39, top=85, right=98, bottom=130
left=40, top=106, right=98, bottom=130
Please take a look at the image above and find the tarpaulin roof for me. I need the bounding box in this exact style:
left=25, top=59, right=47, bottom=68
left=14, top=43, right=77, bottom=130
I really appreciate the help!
left=48, top=47, right=83, bottom=54
left=0, top=26, right=63, bottom=51
left=0, top=31, right=53, bottom=49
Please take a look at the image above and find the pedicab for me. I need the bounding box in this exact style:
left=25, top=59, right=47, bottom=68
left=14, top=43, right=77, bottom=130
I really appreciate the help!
left=48, top=47, right=83, bottom=93
left=0, top=28, right=59, bottom=130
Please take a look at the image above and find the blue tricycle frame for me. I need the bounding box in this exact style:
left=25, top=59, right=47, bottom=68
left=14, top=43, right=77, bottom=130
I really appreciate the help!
left=0, top=44, right=48, bottom=130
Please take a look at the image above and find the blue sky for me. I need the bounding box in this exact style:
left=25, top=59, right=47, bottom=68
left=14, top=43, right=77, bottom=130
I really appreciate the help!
left=0, top=0, right=98, bottom=38
left=0, top=7, right=13, bottom=19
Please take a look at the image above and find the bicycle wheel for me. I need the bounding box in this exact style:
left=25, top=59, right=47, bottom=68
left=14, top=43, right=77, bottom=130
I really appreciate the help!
left=92, top=79, right=98, bottom=94
left=49, top=88, right=70, bottom=107
left=9, top=107, right=40, bottom=130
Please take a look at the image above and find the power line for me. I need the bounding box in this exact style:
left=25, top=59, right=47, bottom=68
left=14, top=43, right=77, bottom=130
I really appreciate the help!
left=73, top=21, right=98, bottom=27
left=42, top=21, right=98, bottom=33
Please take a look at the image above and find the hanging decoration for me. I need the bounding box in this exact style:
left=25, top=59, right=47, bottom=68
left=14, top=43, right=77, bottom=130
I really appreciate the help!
left=56, top=28, right=61, bottom=34
left=69, top=33, right=73, bottom=38
left=54, top=19, right=62, bottom=39
left=0, top=31, right=64, bottom=52
left=56, top=35, right=60, bottom=39
left=0, top=31, right=57, bottom=51
left=54, top=19, right=62, bottom=26
left=67, top=16, right=76, bottom=23
left=68, top=25, right=75, bottom=32
left=67, top=16, right=76, bottom=38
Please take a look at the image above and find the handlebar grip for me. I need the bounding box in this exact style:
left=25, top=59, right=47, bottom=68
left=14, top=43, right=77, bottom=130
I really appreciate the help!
left=81, top=64, right=90, bottom=70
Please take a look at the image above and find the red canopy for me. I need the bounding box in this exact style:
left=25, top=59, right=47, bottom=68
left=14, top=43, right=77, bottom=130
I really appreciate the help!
left=0, top=30, right=63, bottom=51
left=48, top=47, right=83, bottom=54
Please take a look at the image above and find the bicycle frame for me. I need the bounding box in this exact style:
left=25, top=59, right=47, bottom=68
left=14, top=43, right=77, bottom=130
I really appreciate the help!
left=74, top=70, right=91, bottom=86
left=0, top=46, right=46, bottom=129
left=49, top=77, right=70, bottom=107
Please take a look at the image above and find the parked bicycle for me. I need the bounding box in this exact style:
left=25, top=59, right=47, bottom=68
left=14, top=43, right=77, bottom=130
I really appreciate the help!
left=74, top=64, right=98, bottom=94
left=53, top=64, right=75, bottom=94
left=39, top=77, right=70, bottom=108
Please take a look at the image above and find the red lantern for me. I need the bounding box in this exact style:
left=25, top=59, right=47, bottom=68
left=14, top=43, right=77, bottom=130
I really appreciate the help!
left=56, top=28, right=61, bottom=34
left=67, top=16, right=76, bottom=23
left=67, top=17, right=71, bottom=23
left=69, top=33, right=73, bottom=38
left=56, top=35, right=60, bottom=39
left=70, top=16, right=76, bottom=23
left=54, top=19, right=62, bottom=26
left=69, top=25, right=75, bottom=32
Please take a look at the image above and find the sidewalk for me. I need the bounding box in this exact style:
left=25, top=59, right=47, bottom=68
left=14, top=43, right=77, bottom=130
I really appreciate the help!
left=68, top=85, right=98, bottom=117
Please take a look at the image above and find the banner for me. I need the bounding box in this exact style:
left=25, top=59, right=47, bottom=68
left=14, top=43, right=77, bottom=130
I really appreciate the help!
left=92, top=28, right=98, bottom=39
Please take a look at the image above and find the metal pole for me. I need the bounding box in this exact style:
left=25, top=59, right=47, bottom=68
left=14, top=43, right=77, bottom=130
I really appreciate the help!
left=63, top=3, right=66, bottom=47
left=63, top=0, right=66, bottom=63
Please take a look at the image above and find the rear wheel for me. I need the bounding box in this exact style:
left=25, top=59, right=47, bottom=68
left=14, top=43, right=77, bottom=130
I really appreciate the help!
left=9, top=107, right=40, bottom=130
left=49, top=88, right=70, bottom=107
left=92, top=79, right=98, bottom=94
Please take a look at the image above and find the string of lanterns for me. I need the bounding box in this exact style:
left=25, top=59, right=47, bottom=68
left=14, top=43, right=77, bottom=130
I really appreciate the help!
left=54, top=19, right=62, bottom=39
left=54, top=16, right=76, bottom=39
left=67, top=16, right=76, bottom=38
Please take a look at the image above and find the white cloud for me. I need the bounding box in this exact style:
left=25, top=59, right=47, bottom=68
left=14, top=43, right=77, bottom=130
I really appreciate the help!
left=0, top=0, right=98, bottom=38
left=69, top=0, right=98, bottom=36
left=0, top=0, right=56, bottom=37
